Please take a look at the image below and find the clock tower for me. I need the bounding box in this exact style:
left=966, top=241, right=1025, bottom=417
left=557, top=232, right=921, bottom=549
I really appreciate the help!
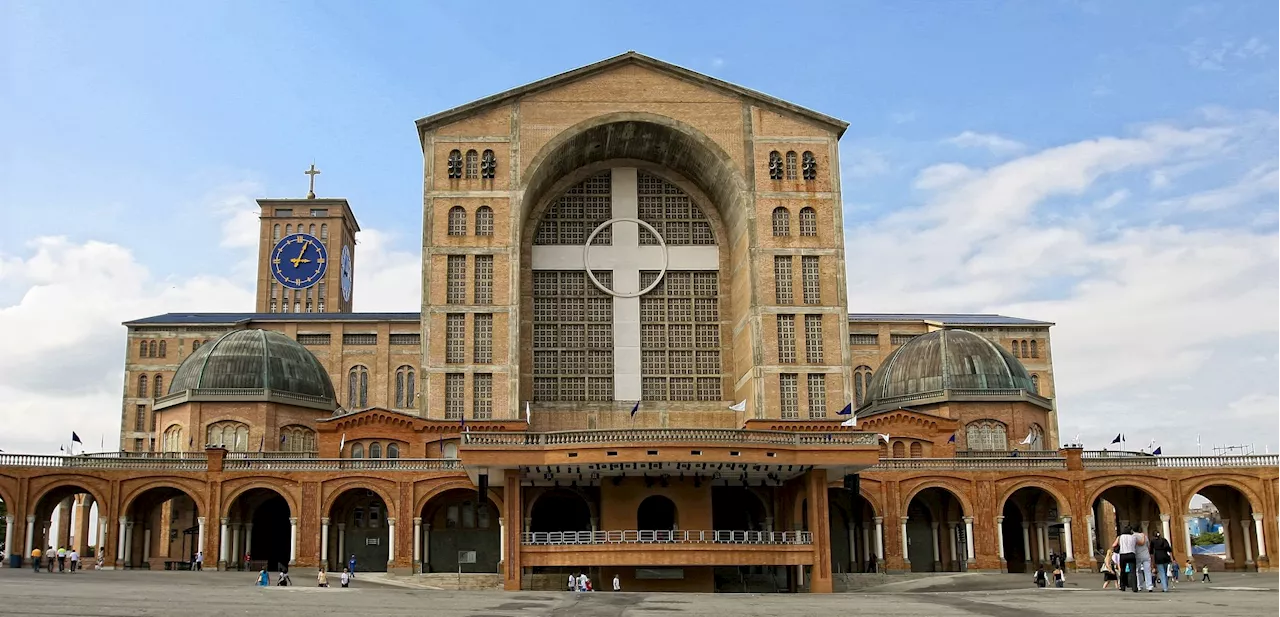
left=254, top=166, right=360, bottom=313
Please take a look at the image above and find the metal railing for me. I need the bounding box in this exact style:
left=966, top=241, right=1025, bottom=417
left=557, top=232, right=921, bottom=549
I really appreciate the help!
left=0, top=453, right=207, bottom=471
left=1082, top=454, right=1278, bottom=469
left=521, top=529, right=811, bottom=546
left=464, top=429, right=879, bottom=447
left=220, top=458, right=464, bottom=471
left=871, top=457, right=1067, bottom=471
left=954, top=449, right=1060, bottom=458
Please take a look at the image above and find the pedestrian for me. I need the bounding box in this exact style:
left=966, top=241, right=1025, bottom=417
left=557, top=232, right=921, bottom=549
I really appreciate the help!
left=1052, top=565, right=1065, bottom=588
left=1184, top=559, right=1195, bottom=582
left=194, top=550, right=203, bottom=571
left=1033, top=564, right=1047, bottom=588
left=46, top=547, right=54, bottom=574
left=69, top=549, right=79, bottom=573
left=277, top=564, right=291, bottom=586
left=244, top=552, right=251, bottom=571
left=1169, top=558, right=1180, bottom=585
left=1133, top=527, right=1151, bottom=592
left=340, top=567, right=351, bottom=588
left=1101, top=548, right=1118, bottom=590
left=57, top=546, right=67, bottom=572
left=317, top=567, right=329, bottom=587
left=257, top=567, right=269, bottom=586
left=613, top=573, right=621, bottom=592
left=1149, top=531, right=1174, bottom=592
left=30, top=547, right=41, bottom=572
left=568, top=572, right=577, bottom=592
left=579, top=572, right=589, bottom=592
left=1200, top=564, right=1211, bottom=583
left=1112, top=525, right=1138, bottom=592
left=348, top=554, right=357, bottom=578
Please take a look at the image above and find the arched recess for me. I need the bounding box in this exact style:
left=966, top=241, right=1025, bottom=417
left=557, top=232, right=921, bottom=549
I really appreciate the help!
left=1087, top=480, right=1168, bottom=564
left=321, top=480, right=397, bottom=518
left=903, top=485, right=970, bottom=572
left=827, top=487, right=878, bottom=573
left=1184, top=479, right=1265, bottom=571
left=637, top=495, right=678, bottom=531
left=327, top=486, right=392, bottom=573
left=29, top=480, right=108, bottom=564
left=223, top=484, right=294, bottom=571
left=121, top=483, right=204, bottom=569
left=419, top=487, right=501, bottom=574
left=528, top=489, right=593, bottom=534
left=712, top=487, right=769, bottom=531
left=998, top=484, right=1067, bottom=573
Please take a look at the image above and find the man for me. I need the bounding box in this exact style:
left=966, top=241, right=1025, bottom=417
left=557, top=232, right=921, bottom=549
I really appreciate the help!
left=57, top=546, right=66, bottom=572
left=194, top=550, right=203, bottom=571
left=68, top=549, right=79, bottom=573
left=1149, top=531, right=1174, bottom=592
left=1112, top=525, right=1138, bottom=592
left=1133, top=527, right=1152, bottom=592
left=30, top=547, right=41, bottom=572
left=348, top=554, right=357, bottom=578
left=613, top=573, right=621, bottom=592
left=577, top=572, right=588, bottom=593
left=567, top=572, right=576, bottom=592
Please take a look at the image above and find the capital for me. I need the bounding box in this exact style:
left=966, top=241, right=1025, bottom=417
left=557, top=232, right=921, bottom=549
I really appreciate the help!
left=995, top=516, right=1005, bottom=523
left=4, top=514, right=13, bottom=523
left=197, top=517, right=206, bottom=525
left=1160, top=513, right=1170, bottom=522
left=1061, top=516, right=1071, bottom=523
left=873, top=516, right=883, bottom=524
left=220, top=517, right=229, bottom=525
left=119, top=516, right=129, bottom=524
left=962, top=516, right=974, bottom=524
left=27, top=515, right=36, bottom=522
left=1252, top=513, right=1263, bottom=521
left=320, top=517, right=330, bottom=525
left=288, top=517, right=298, bottom=525
left=412, top=517, right=422, bottom=525
left=900, top=516, right=910, bottom=524
left=387, top=518, right=396, bottom=525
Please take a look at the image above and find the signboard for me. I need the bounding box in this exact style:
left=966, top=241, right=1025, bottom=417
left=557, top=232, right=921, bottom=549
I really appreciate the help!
left=365, top=538, right=379, bottom=546
left=457, top=550, right=477, bottom=564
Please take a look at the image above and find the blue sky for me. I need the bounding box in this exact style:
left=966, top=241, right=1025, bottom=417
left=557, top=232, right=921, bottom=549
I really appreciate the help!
left=1, top=1, right=1276, bottom=456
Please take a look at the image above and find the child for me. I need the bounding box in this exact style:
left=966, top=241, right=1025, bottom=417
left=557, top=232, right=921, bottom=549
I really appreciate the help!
left=341, top=567, right=351, bottom=588
left=1052, top=566, right=1065, bottom=588
left=1101, top=549, right=1118, bottom=590
left=257, top=567, right=269, bottom=586
left=318, top=567, right=329, bottom=587
left=1200, top=564, right=1211, bottom=583
left=1034, top=564, right=1047, bottom=588
left=1184, top=560, right=1195, bottom=581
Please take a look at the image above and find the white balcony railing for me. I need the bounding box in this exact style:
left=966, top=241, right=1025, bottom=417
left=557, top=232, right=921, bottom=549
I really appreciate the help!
left=464, top=429, right=879, bottom=448
left=1082, top=454, right=1278, bottom=469
left=0, top=453, right=207, bottom=471
left=521, top=529, right=811, bottom=546
left=219, top=458, right=464, bottom=472
left=870, top=457, right=1067, bottom=471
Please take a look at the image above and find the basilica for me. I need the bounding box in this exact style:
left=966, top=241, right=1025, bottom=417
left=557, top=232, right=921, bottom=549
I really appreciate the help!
left=0, top=52, right=1274, bottom=592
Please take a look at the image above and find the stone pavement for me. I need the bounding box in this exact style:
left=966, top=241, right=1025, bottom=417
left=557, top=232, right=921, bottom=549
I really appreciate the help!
left=0, top=569, right=1274, bottom=616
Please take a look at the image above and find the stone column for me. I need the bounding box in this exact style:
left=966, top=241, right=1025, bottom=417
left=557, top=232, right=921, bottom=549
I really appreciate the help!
left=802, top=468, right=832, bottom=592
left=4, top=515, right=14, bottom=562
left=947, top=522, right=958, bottom=568
left=1182, top=516, right=1194, bottom=563
left=1241, top=520, right=1254, bottom=564
left=900, top=517, right=909, bottom=564
left=1062, top=516, right=1074, bottom=562
left=1222, top=519, right=1233, bottom=562
left=116, top=517, right=128, bottom=561
left=412, top=517, right=422, bottom=572
left=74, top=498, right=92, bottom=555
left=230, top=524, right=240, bottom=567
left=1037, top=523, right=1048, bottom=562
left=320, top=518, right=330, bottom=570
left=196, top=517, right=206, bottom=565
left=337, top=523, right=345, bottom=566
left=862, top=526, right=871, bottom=563
left=218, top=518, right=229, bottom=567
left=423, top=523, right=431, bottom=572
left=289, top=517, right=298, bottom=565
left=496, top=517, right=504, bottom=572
left=124, top=522, right=134, bottom=564
left=386, top=518, right=396, bottom=564
left=1160, top=514, right=1171, bottom=544
left=1021, top=522, right=1031, bottom=564
left=142, top=527, right=151, bottom=567
left=964, top=517, right=975, bottom=562
left=1086, top=514, right=1096, bottom=558
left=874, top=517, right=884, bottom=561
left=57, top=496, right=73, bottom=547
left=930, top=522, right=941, bottom=568
left=995, top=516, right=1006, bottom=561
left=244, top=523, right=253, bottom=559
left=25, top=515, right=36, bottom=562
left=1253, top=514, right=1266, bottom=558
left=98, top=519, right=108, bottom=561
left=846, top=520, right=857, bottom=573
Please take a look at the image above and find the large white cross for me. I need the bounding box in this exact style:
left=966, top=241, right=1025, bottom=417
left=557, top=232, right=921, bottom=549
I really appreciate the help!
left=531, top=167, right=719, bottom=401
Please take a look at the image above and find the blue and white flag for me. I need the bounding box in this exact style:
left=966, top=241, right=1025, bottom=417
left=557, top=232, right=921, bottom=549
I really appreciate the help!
left=630, top=401, right=640, bottom=418
left=836, top=403, right=852, bottom=416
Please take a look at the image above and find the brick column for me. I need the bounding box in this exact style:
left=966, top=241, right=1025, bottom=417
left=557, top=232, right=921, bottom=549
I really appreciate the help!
left=503, top=470, right=522, bottom=591
left=804, top=469, right=832, bottom=593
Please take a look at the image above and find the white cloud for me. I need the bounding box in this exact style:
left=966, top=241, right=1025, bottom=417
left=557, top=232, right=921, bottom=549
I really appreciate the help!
left=914, top=163, right=977, bottom=191
left=1184, top=37, right=1271, bottom=71
left=1092, top=188, right=1129, bottom=210
left=1159, top=164, right=1278, bottom=211
left=351, top=228, right=421, bottom=312
left=843, top=148, right=891, bottom=180
left=944, top=131, right=1026, bottom=154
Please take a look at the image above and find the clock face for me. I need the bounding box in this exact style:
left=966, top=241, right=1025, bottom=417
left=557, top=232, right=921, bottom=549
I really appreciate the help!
left=340, top=245, right=353, bottom=302
left=270, top=233, right=328, bottom=290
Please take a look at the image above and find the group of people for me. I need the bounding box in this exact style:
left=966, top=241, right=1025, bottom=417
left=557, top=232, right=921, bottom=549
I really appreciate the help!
left=1097, top=525, right=1208, bottom=592
left=254, top=564, right=352, bottom=588
left=29, top=546, right=83, bottom=573
left=567, top=572, right=622, bottom=592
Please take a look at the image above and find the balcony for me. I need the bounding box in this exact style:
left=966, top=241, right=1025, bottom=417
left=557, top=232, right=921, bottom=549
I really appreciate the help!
left=523, top=530, right=811, bottom=545
left=1081, top=453, right=1278, bottom=469
left=464, top=429, right=879, bottom=448
left=0, top=453, right=463, bottom=473
left=870, top=456, right=1067, bottom=471
left=520, top=529, right=815, bottom=567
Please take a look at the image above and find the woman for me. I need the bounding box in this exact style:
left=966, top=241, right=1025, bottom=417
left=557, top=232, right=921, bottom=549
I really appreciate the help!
left=1101, top=549, right=1119, bottom=590
left=1052, top=566, right=1065, bottom=588
left=257, top=567, right=269, bottom=586
left=317, top=567, right=329, bottom=588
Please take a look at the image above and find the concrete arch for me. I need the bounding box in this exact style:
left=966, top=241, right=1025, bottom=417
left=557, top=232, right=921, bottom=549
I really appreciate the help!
left=1085, top=477, right=1173, bottom=515
left=415, top=479, right=504, bottom=515
left=996, top=479, right=1071, bottom=517
left=901, top=480, right=975, bottom=518
left=823, top=480, right=883, bottom=518
left=120, top=478, right=208, bottom=517
left=220, top=479, right=298, bottom=519
left=1180, top=475, right=1265, bottom=514
left=0, top=478, right=17, bottom=511
left=29, top=477, right=109, bottom=518
left=321, top=478, right=399, bottom=517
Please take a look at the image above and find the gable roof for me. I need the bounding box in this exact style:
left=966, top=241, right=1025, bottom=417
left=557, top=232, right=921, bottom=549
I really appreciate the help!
left=415, top=51, right=849, bottom=138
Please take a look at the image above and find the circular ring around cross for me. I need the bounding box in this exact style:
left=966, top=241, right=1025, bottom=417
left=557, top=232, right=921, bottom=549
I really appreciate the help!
left=583, top=217, right=668, bottom=298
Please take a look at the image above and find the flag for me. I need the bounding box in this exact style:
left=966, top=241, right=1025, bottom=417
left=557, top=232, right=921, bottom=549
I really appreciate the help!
left=339, top=433, right=346, bottom=452
left=460, top=414, right=468, bottom=432
left=836, top=403, right=852, bottom=416
left=71, top=432, right=82, bottom=444
left=840, top=416, right=857, bottom=427
left=60, top=445, right=65, bottom=452
left=281, top=435, right=287, bottom=444
left=525, top=401, right=531, bottom=424
left=728, top=400, right=746, bottom=412
left=630, top=401, right=640, bottom=418
left=1152, top=447, right=1162, bottom=456
left=1020, top=432, right=1035, bottom=446
left=258, top=436, right=264, bottom=452
left=188, top=435, right=194, bottom=448
left=947, top=433, right=956, bottom=444
left=878, top=433, right=890, bottom=443
left=1111, top=434, right=1122, bottom=444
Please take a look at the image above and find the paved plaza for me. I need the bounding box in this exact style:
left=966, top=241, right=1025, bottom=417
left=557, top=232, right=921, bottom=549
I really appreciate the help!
left=0, top=570, right=1275, bottom=616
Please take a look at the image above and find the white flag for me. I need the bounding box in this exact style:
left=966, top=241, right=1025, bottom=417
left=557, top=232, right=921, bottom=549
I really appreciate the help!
left=1020, top=432, right=1035, bottom=445
left=841, top=416, right=857, bottom=427
left=339, top=433, right=346, bottom=453
left=878, top=433, right=891, bottom=443
left=525, top=401, right=532, bottom=424
left=728, top=400, right=746, bottom=412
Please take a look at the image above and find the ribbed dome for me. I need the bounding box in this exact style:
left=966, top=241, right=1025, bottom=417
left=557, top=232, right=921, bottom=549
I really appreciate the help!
left=165, top=329, right=335, bottom=405
left=858, top=329, right=1042, bottom=415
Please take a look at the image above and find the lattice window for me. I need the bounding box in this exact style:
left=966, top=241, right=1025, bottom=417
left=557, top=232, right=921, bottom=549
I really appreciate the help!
left=447, top=150, right=462, bottom=179
left=774, top=256, right=793, bottom=305
left=807, top=373, right=827, bottom=418
left=389, top=333, right=419, bottom=346
left=637, top=171, right=713, bottom=246
left=804, top=314, right=824, bottom=363
left=532, top=271, right=613, bottom=401
left=777, top=314, right=796, bottom=363
left=395, top=365, right=415, bottom=408
left=135, top=404, right=146, bottom=431
left=772, top=207, right=790, bottom=236
left=780, top=373, right=799, bottom=419
left=850, top=333, right=877, bottom=346
left=446, top=255, right=466, bottom=304
left=295, top=333, right=328, bottom=346
left=347, top=365, right=369, bottom=409
left=273, top=224, right=281, bottom=241
left=854, top=365, right=874, bottom=406
left=534, top=171, right=611, bottom=245
left=448, top=206, right=467, bottom=236
left=445, top=373, right=465, bottom=419
left=343, top=333, right=376, bottom=345
left=280, top=425, right=316, bottom=453
left=1027, top=423, right=1044, bottom=450
left=1021, top=340, right=1029, bottom=358
left=801, top=256, right=820, bottom=304
left=910, top=442, right=923, bottom=458
left=480, top=149, right=497, bottom=179
left=1030, top=340, right=1038, bottom=358
left=153, top=374, right=164, bottom=398
left=474, top=313, right=493, bottom=363
left=473, top=373, right=492, bottom=419
left=446, top=314, right=465, bottom=364
left=158, top=341, right=167, bottom=357
left=768, top=150, right=783, bottom=180
left=965, top=420, right=1008, bottom=451
left=801, top=151, right=817, bottom=181
left=149, top=340, right=158, bottom=357
left=639, top=271, right=722, bottom=401
left=475, top=206, right=494, bottom=236
left=474, top=255, right=493, bottom=305
left=890, top=333, right=917, bottom=346
left=137, top=374, right=148, bottom=398
left=138, top=340, right=148, bottom=358
left=207, top=421, right=249, bottom=452
left=320, top=224, right=328, bottom=240
left=464, top=149, right=479, bottom=179
left=1031, top=374, right=1040, bottom=394
left=162, top=425, right=183, bottom=452
left=785, top=151, right=798, bottom=180
left=892, top=442, right=905, bottom=458
left=798, top=207, right=818, bottom=236
left=317, top=282, right=326, bottom=312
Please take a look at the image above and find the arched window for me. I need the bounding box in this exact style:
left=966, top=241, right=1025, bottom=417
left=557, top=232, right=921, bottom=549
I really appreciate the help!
left=1030, top=340, right=1038, bottom=358
left=772, top=207, right=790, bottom=236
left=162, top=425, right=183, bottom=452
left=965, top=420, right=1008, bottom=451
left=153, top=374, right=163, bottom=398
left=285, top=224, right=292, bottom=235
left=447, top=150, right=463, bottom=179
left=351, top=443, right=364, bottom=458
left=320, top=223, right=328, bottom=240
left=347, top=366, right=369, bottom=409
left=447, top=206, right=467, bottom=236
left=206, top=421, right=249, bottom=452
left=1021, top=340, right=1029, bottom=358
left=273, top=224, right=280, bottom=241
left=480, top=149, right=497, bottom=179
left=1031, top=374, right=1040, bottom=394
left=395, top=365, right=415, bottom=408
left=138, top=374, right=149, bottom=398
left=443, top=442, right=459, bottom=459
left=139, top=340, right=148, bottom=358
left=853, top=365, right=874, bottom=406
left=768, top=151, right=783, bottom=180
left=784, top=151, right=798, bottom=180
left=280, top=425, right=316, bottom=453
left=158, top=340, right=166, bottom=357
left=149, top=341, right=158, bottom=357
left=308, top=224, right=315, bottom=236
left=798, top=207, right=817, bottom=237
left=891, top=441, right=905, bottom=458
left=475, top=206, right=494, bottom=236
left=464, top=149, right=479, bottom=179
left=801, top=151, right=817, bottom=180
left=192, top=340, right=201, bottom=352
left=1027, top=424, right=1045, bottom=450
left=369, top=442, right=382, bottom=459
left=386, top=443, right=399, bottom=459
left=909, top=442, right=923, bottom=458
left=879, top=441, right=888, bottom=459
left=1011, top=340, right=1020, bottom=357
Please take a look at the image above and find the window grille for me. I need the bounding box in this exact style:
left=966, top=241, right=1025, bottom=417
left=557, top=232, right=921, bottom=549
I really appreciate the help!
left=801, top=151, right=817, bottom=180
left=780, top=373, right=799, bottom=419
left=348, top=366, right=369, bottom=409
left=395, top=366, right=415, bottom=408
left=890, top=333, right=917, bottom=346
left=637, top=171, right=713, bottom=246
left=207, top=421, right=249, bottom=452
left=534, top=171, right=611, bottom=246
left=343, top=333, right=376, bottom=345
left=639, top=271, right=722, bottom=401
left=445, top=373, right=465, bottom=419
left=768, top=151, right=783, bottom=180
left=1031, top=374, right=1040, bottom=394
left=447, top=150, right=462, bottom=179
left=474, top=313, right=493, bottom=363
left=892, top=442, right=905, bottom=458
left=464, top=149, right=479, bottom=179
left=1030, top=340, right=1038, bottom=358
left=804, top=314, right=824, bottom=363
left=446, top=255, right=466, bottom=304
left=774, top=256, right=793, bottom=305
left=272, top=224, right=281, bottom=241
left=965, top=420, right=1008, bottom=451
left=850, top=333, right=878, bottom=346
left=480, top=150, right=497, bottom=179
left=853, top=365, right=874, bottom=406
left=149, top=341, right=158, bottom=357
left=474, top=255, right=493, bottom=305
left=910, top=442, right=923, bottom=458
left=448, top=206, right=467, bottom=236
left=807, top=373, right=827, bottom=418
left=153, top=374, right=164, bottom=398
left=320, top=224, right=328, bottom=240
left=296, top=333, right=330, bottom=346
left=138, top=374, right=148, bottom=398
left=777, top=314, right=796, bottom=363
left=446, top=314, right=465, bottom=363
left=801, top=256, right=820, bottom=304
left=473, top=373, right=492, bottom=419
left=798, top=207, right=818, bottom=236
left=389, top=333, right=419, bottom=346
left=158, top=341, right=166, bottom=357
left=139, top=340, right=148, bottom=358
left=772, top=207, right=790, bottom=236
left=135, top=405, right=146, bottom=431
left=1021, top=340, right=1029, bottom=357
left=785, top=151, right=798, bottom=180
left=532, top=271, right=613, bottom=401
left=475, top=206, right=494, bottom=236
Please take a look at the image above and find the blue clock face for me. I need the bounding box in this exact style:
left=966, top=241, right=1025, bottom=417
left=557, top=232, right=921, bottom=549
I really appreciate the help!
left=271, top=233, right=328, bottom=289
left=340, top=245, right=353, bottom=302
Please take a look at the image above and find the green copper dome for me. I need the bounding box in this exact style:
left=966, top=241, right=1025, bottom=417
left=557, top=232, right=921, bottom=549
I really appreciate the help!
left=160, top=329, right=336, bottom=410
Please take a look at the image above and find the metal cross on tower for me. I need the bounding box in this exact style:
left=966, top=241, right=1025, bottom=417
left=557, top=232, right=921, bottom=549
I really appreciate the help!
left=305, top=163, right=321, bottom=199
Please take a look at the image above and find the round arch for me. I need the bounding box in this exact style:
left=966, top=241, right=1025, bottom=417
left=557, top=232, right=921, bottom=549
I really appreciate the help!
left=1085, top=478, right=1173, bottom=516
left=637, top=495, right=678, bottom=530
left=414, top=479, right=504, bottom=515
left=419, top=487, right=502, bottom=574
left=219, top=481, right=297, bottom=519
left=120, top=480, right=207, bottom=517
left=996, top=479, right=1071, bottom=517
left=528, top=489, right=593, bottom=533
left=321, top=479, right=398, bottom=517
left=823, top=481, right=885, bottom=519
left=901, top=480, right=975, bottom=518
left=1180, top=476, right=1264, bottom=513
left=524, top=487, right=597, bottom=524
left=30, top=479, right=109, bottom=519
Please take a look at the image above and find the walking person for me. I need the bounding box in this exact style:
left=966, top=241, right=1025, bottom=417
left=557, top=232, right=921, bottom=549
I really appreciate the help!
left=68, top=549, right=79, bottom=573
left=256, top=567, right=269, bottom=586
left=1149, top=531, right=1174, bottom=592
left=1133, top=527, right=1151, bottom=592
left=46, top=547, right=54, bottom=574
left=1101, top=548, right=1118, bottom=590
left=1184, top=559, right=1195, bottom=582
left=1033, top=564, right=1047, bottom=588
left=30, top=547, right=41, bottom=572
left=1200, top=564, right=1211, bottom=583
left=56, top=546, right=67, bottom=572
left=1112, top=525, right=1138, bottom=592
left=277, top=564, right=291, bottom=586
left=341, top=567, right=351, bottom=588
left=1052, top=565, right=1065, bottom=588
left=194, top=550, right=203, bottom=571
left=317, top=567, right=329, bottom=587
left=613, top=573, right=621, bottom=592
left=347, top=554, right=357, bottom=579
left=568, top=572, right=577, bottom=592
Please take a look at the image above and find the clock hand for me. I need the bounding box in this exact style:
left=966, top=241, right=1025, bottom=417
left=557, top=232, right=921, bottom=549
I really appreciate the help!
left=290, top=241, right=309, bottom=267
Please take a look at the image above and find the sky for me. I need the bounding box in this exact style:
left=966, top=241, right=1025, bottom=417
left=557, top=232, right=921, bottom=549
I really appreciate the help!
left=1, top=1, right=1276, bottom=459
